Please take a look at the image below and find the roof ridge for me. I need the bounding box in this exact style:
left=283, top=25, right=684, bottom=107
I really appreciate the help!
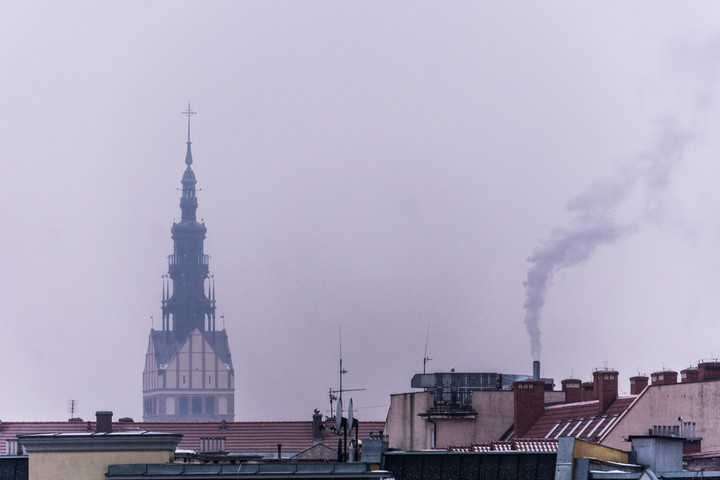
left=545, top=400, right=599, bottom=410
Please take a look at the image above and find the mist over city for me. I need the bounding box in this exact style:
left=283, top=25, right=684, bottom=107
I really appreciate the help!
left=4, top=2, right=720, bottom=423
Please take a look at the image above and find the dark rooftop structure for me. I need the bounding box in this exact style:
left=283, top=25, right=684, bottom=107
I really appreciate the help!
left=0, top=419, right=385, bottom=459
left=105, top=462, right=391, bottom=479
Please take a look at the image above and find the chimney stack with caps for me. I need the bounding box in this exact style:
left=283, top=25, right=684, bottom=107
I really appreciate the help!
left=630, top=375, right=649, bottom=395
left=681, top=368, right=699, bottom=384
left=698, top=361, right=720, bottom=382
left=561, top=379, right=582, bottom=403
left=513, top=379, right=545, bottom=438
left=95, top=411, right=113, bottom=433
left=581, top=382, right=596, bottom=402
left=593, top=369, right=618, bottom=413
left=651, top=370, right=677, bottom=386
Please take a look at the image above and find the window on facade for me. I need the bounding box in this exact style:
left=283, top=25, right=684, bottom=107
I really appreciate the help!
left=192, top=396, right=202, bottom=415
left=206, top=397, right=215, bottom=414
left=179, top=397, right=189, bottom=415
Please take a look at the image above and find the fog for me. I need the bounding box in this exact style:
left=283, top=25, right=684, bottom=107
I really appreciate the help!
left=4, top=2, right=720, bottom=421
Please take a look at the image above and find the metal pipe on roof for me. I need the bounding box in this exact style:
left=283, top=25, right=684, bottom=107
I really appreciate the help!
left=533, top=361, right=540, bottom=381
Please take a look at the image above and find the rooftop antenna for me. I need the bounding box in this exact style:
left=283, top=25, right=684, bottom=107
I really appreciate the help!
left=67, top=399, right=79, bottom=420
left=339, top=325, right=347, bottom=408
left=423, top=325, right=432, bottom=374
left=329, top=325, right=364, bottom=415
left=328, top=388, right=338, bottom=417
left=221, top=313, right=225, bottom=330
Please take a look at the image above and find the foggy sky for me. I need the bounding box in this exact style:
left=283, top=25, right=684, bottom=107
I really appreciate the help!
left=4, top=2, right=720, bottom=422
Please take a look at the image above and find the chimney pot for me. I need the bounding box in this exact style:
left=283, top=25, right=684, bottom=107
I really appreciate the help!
left=513, top=380, right=545, bottom=438
left=561, top=379, right=582, bottom=403
left=651, top=370, right=677, bottom=386
left=593, top=369, right=618, bottom=413
left=95, top=411, right=113, bottom=433
left=312, top=410, right=324, bottom=443
left=681, top=368, right=699, bottom=384
left=630, top=375, right=649, bottom=395
left=581, top=381, right=596, bottom=402
left=698, top=361, right=720, bottom=382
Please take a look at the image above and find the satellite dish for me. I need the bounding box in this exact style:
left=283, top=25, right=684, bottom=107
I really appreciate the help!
left=336, top=398, right=343, bottom=431
left=348, top=398, right=354, bottom=429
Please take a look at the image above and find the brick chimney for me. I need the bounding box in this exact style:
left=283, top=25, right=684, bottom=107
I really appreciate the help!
left=561, top=379, right=582, bottom=403
left=513, top=380, right=545, bottom=438
left=95, top=411, right=113, bottom=433
left=593, top=370, right=618, bottom=413
left=651, top=370, right=677, bottom=386
left=312, top=409, right=324, bottom=443
left=698, top=361, right=720, bottom=382
left=681, top=368, right=699, bottom=384
left=629, top=375, right=649, bottom=395
left=581, top=382, right=596, bottom=402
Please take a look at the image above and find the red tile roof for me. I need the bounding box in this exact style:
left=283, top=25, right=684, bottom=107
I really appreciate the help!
left=448, top=438, right=558, bottom=453
left=0, top=420, right=385, bottom=456
left=514, top=438, right=559, bottom=452
left=523, top=396, right=636, bottom=443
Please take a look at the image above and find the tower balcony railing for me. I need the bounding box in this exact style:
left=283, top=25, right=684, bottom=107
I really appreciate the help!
left=168, top=253, right=209, bottom=267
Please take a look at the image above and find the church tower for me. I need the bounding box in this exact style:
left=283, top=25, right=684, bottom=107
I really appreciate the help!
left=143, top=106, right=235, bottom=422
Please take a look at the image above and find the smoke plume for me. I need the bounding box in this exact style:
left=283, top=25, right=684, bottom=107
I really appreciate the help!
left=523, top=123, right=691, bottom=360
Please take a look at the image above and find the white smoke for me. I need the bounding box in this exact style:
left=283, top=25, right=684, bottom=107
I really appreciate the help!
left=523, top=123, right=692, bottom=360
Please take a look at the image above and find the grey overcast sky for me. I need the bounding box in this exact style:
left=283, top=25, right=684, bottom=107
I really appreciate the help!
left=4, top=1, right=720, bottom=422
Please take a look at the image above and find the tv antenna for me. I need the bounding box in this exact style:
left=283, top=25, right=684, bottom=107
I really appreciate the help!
left=329, top=325, right=364, bottom=416
left=423, top=325, right=432, bottom=374
left=67, top=399, right=79, bottom=420
left=328, top=386, right=365, bottom=417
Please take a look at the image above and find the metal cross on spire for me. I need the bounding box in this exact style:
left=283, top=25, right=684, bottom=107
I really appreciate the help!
left=181, top=103, right=197, bottom=144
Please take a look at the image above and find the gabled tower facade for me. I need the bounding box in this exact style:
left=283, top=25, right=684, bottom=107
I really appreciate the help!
left=143, top=107, right=235, bottom=422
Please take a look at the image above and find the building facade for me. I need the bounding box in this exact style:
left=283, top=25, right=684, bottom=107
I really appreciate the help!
left=142, top=114, right=235, bottom=421
left=384, top=370, right=563, bottom=450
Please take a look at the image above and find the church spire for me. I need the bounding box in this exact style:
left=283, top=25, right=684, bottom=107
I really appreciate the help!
left=144, top=107, right=234, bottom=422
left=179, top=104, right=199, bottom=223
left=165, top=104, right=210, bottom=340
left=182, top=103, right=195, bottom=166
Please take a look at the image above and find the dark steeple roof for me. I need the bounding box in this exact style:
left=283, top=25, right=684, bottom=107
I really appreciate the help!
left=162, top=105, right=215, bottom=341
left=178, top=113, right=200, bottom=225
left=150, top=329, right=233, bottom=371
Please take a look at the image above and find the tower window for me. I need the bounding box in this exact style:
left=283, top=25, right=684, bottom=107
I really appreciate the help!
left=179, top=397, right=189, bottom=415
left=192, top=397, right=202, bottom=415
left=206, top=397, right=215, bottom=414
